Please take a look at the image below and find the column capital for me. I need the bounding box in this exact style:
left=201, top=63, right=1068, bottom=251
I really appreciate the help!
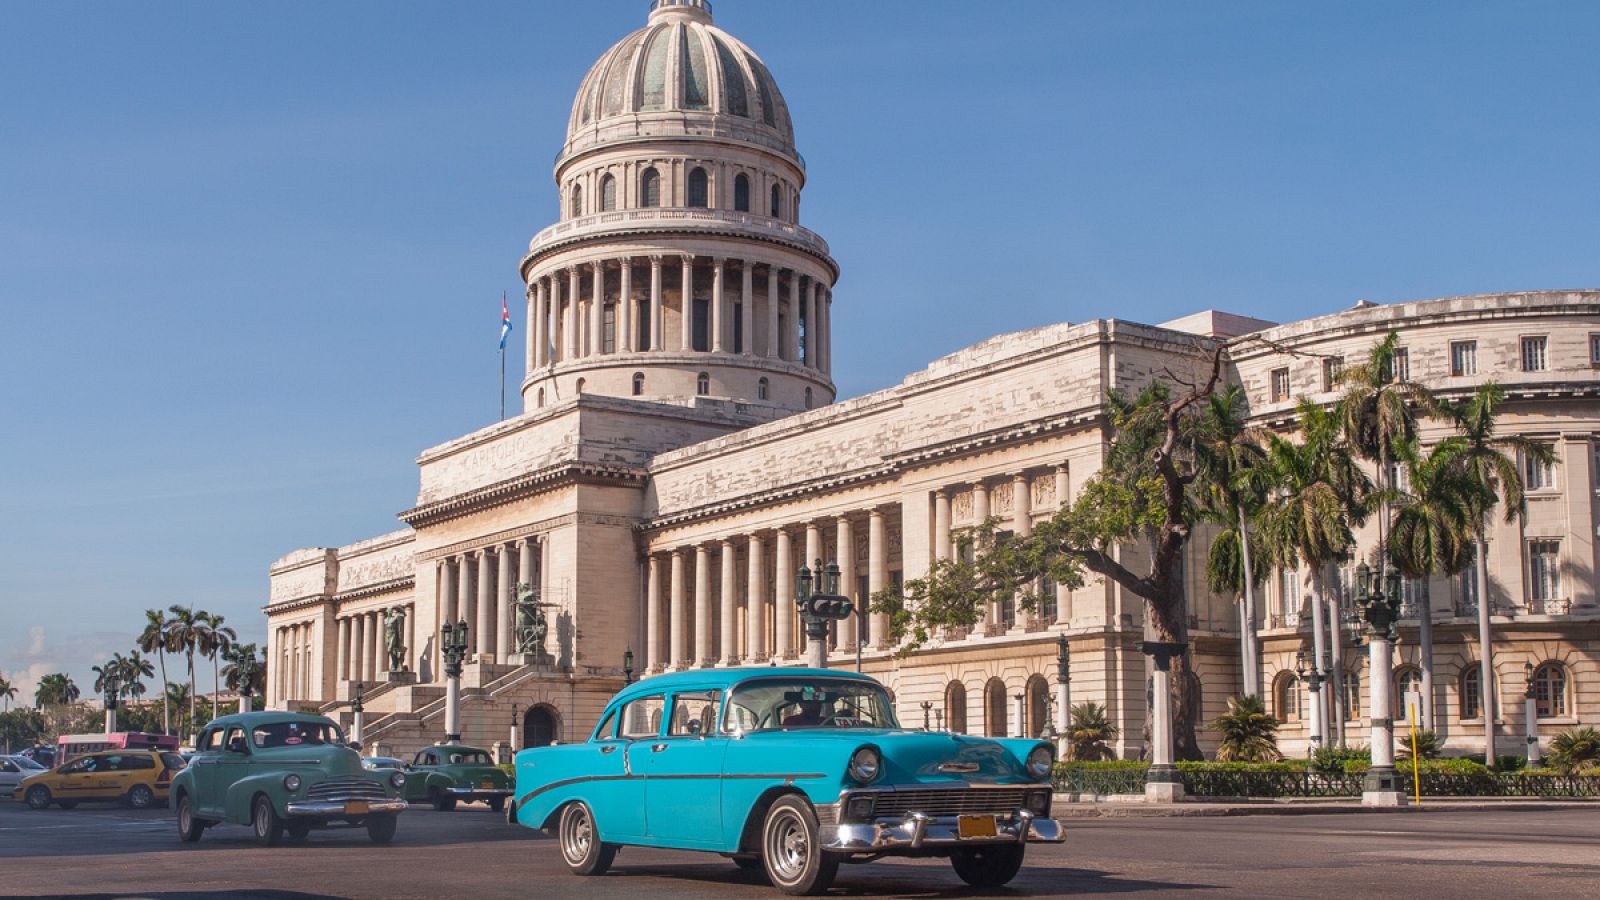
left=650, top=254, right=664, bottom=266
left=933, top=487, right=949, bottom=500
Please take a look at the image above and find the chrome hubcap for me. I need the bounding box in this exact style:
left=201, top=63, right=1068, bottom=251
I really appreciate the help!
left=563, top=807, right=592, bottom=862
left=766, top=810, right=807, bottom=882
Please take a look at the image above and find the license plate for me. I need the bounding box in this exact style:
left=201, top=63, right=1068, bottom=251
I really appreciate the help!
left=343, top=801, right=370, bottom=816
left=480, top=781, right=494, bottom=789
left=957, top=815, right=998, bottom=839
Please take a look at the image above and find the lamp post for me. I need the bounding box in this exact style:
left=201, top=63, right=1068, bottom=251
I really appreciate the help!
left=1141, top=640, right=1187, bottom=802
left=350, top=682, right=366, bottom=747
left=510, top=703, right=520, bottom=758
left=623, top=649, right=635, bottom=685
left=934, top=709, right=944, bottom=731
left=1355, top=561, right=1407, bottom=807
left=1055, top=635, right=1071, bottom=759
left=441, top=619, right=470, bottom=744
left=236, top=652, right=261, bottom=714
left=795, top=560, right=852, bottom=670
left=103, top=673, right=121, bottom=735
left=1295, top=647, right=1325, bottom=752
left=921, top=700, right=932, bottom=731
left=1524, top=662, right=1541, bottom=767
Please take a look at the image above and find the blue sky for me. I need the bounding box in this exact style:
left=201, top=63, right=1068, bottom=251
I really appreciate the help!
left=2, top=0, right=1596, bottom=707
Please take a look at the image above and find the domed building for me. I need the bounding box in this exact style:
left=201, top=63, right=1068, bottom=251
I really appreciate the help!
left=264, top=1, right=1599, bottom=765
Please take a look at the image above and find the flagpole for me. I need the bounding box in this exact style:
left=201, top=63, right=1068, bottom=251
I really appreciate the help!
left=499, top=345, right=506, bottom=421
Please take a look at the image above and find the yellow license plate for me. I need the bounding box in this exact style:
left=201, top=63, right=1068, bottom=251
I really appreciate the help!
left=958, top=815, right=998, bottom=838
left=343, top=801, right=370, bottom=816
left=480, top=781, right=494, bottom=789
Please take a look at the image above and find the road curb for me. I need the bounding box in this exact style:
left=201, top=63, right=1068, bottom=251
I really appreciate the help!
left=1052, top=800, right=1600, bottom=818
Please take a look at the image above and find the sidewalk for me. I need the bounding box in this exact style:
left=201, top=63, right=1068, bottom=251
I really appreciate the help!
left=1051, top=795, right=1600, bottom=817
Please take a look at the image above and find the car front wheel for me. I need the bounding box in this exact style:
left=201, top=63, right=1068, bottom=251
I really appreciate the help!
left=25, top=786, right=51, bottom=810
left=367, top=814, right=398, bottom=845
left=251, top=795, right=283, bottom=846
left=558, top=801, right=616, bottom=876
left=126, top=784, right=155, bottom=809
left=761, top=796, right=837, bottom=896
left=487, top=796, right=506, bottom=813
left=950, top=845, right=1026, bottom=887
left=176, top=793, right=205, bottom=843
left=428, top=788, right=456, bottom=812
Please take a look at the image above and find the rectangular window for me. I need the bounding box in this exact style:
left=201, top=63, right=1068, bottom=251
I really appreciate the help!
left=1387, top=459, right=1411, bottom=493
left=619, top=695, right=665, bottom=738
left=1451, top=340, right=1478, bottom=377
left=668, top=690, right=721, bottom=736
left=1392, top=347, right=1410, bottom=382
left=1523, top=445, right=1556, bottom=491
left=1590, top=333, right=1600, bottom=367
left=602, top=303, right=616, bottom=354
left=635, top=298, right=651, bottom=350
left=1277, top=568, right=1300, bottom=625
left=1521, top=336, right=1548, bottom=372
left=1270, top=367, right=1291, bottom=403
left=1461, top=672, right=1481, bottom=720
left=1037, top=577, right=1058, bottom=622
left=1456, top=544, right=1481, bottom=614
left=733, top=302, right=744, bottom=354
left=692, top=298, right=710, bottom=352
left=1322, top=357, right=1344, bottom=392
left=1528, top=541, right=1561, bottom=603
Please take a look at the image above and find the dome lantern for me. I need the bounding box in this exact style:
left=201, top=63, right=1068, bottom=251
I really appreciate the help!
left=648, top=0, right=714, bottom=24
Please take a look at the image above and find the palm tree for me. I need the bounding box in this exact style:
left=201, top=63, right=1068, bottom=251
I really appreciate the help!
left=35, top=673, right=80, bottom=708
left=1336, top=332, right=1438, bottom=727
left=165, top=682, right=193, bottom=739
left=197, top=611, right=237, bottom=723
left=1196, top=383, right=1273, bottom=698
left=120, top=651, right=155, bottom=701
left=0, top=674, right=15, bottom=711
left=138, top=608, right=174, bottom=734
left=1548, top=727, right=1600, bottom=774
left=1209, top=695, right=1281, bottom=762
left=1440, top=382, right=1554, bottom=765
left=1067, top=702, right=1119, bottom=761
left=1261, top=399, right=1370, bottom=748
left=166, top=605, right=202, bottom=737
left=223, top=643, right=266, bottom=708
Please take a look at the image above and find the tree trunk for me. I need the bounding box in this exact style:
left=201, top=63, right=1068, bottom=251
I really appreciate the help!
left=1147, top=564, right=1202, bottom=761
left=1329, top=583, right=1345, bottom=747
left=188, top=654, right=197, bottom=738
left=1237, top=503, right=1261, bottom=698
left=1476, top=529, right=1495, bottom=766
left=1418, top=584, right=1435, bottom=733
left=213, top=656, right=221, bottom=722
left=156, top=650, right=170, bottom=735
left=1309, top=567, right=1329, bottom=749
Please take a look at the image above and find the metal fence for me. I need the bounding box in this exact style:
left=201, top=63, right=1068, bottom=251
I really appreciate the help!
left=1182, top=769, right=1362, bottom=799
left=1055, top=766, right=1600, bottom=799
left=1054, top=766, right=1148, bottom=795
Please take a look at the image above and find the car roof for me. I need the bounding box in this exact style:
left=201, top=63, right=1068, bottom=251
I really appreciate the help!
left=609, top=667, right=880, bottom=707
left=425, top=745, right=490, bottom=755
left=201, top=711, right=338, bottom=730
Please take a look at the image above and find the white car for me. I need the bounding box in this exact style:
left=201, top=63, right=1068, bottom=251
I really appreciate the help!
left=1, top=755, right=47, bottom=796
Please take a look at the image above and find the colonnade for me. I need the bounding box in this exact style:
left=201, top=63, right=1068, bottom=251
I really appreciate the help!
left=932, top=465, right=1073, bottom=632
left=333, top=603, right=417, bottom=685
left=434, top=538, right=544, bottom=666
left=275, top=621, right=317, bottom=704
left=526, top=256, right=832, bottom=374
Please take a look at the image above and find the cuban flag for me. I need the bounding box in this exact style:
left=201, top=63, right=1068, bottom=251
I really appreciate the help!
left=498, top=292, right=513, bottom=349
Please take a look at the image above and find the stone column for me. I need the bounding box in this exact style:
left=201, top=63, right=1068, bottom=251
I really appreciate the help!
left=720, top=538, right=738, bottom=664
left=805, top=521, right=823, bottom=577
left=711, top=258, right=726, bottom=352
left=1012, top=474, right=1032, bottom=537
left=650, top=256, right=665, bottom=351
left=647, top=554, right=663, bottom=671
left=765, top=266, right=779, bottom=359
left=680, top=255, right=694, bottom=352
left=1363, top=631, right=1406, bottom=806
left=443, top=558, right=459, bottom=626
left=516, top=540, right=536, bottom=661
left=739, top=262, right=755, bottom=355
left=476, top=550, right=494, bottom=661
left=670, top=550, right=687, bottom=668
left=775, top=529, right=794, bottom=659
left=787, top=273, right=801, bottom=362
left=934, top=490, right=952, bottom=561
left=591, top=261, right=605, bottom=356
left=525, top=284, right=538, bottom=373
left=407, top=603, right=417, bottom=674
left=1144, top=644, right=1184, bottom=802
left=836, top=516, right=856, bottom=648
left=822, top=286, right=833, bottom=375
left=1054, top=464, right=1071, bottom=624
left=869, top=509, right=889, bottom=648
left=351, top=617, right=364, bottom=689
left=337, top=617, right=350, bottom=682
left=619, top=257, right=633, bottom=352
left=695, top=544, right=712, bottom=666
left=496, top=544, right=513, bottom=664
left=565, top=268, right=580, bottom=360
left=747, top=533, right=766, bottom=663
left=808, top=280, right=822, bottom=369
left=802, top=278, right=817, bottom=367
left=972, top=481, right=995, bottom=627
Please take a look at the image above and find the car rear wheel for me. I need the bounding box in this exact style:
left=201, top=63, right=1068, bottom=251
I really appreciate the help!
left=126, top=784, right=155, bottom=809
left=25, top=786, right=51, bottom=810
left=367, top=813, right=398, bottom=845
left=950, top=845, right=1026, bottom=887
left=176, top=793, right=205, bottom=843
left=761, top=796, right=837, bottom=896
left=487, top=796, right=506, bottom=813
left=251, top=795, right=283, bottom=846
left=428, top=788, right=456, bottom=812
left=558, top=801, right=616, bottom=876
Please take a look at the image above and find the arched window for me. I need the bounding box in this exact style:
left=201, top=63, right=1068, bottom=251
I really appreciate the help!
left=570, top=184, right=583, bottom=218
left=1395, top=667, right=1423, bottom=720
left=1534, top=663, right=1568, bottom=717
left=984, top=678, right=1008, bottom=738
left=804, top=386, right=813, bottom=409
left=1274, top=672, right=1301, bottom=723
left=575, top=377, right=586, bottom=395
left=600, top=174, right=617, bottom=212
left=757, top=377, right=769, bottom=401
left=734, top=174, right=751, bottom=212
left=944, top=681, right=966, bottom=734
left=770, top=184, right=782, bottom=218
left=632, top=372, right=645, bottom=396
left=1024, top=675, right=1050, bottom=738
left=1460, top=668, right=1482, bottom=720
left=696, top=372, right=710, bottom=396
left=687, top=167, right=709, bottom=208
left=640, top=168, right=661, bottom=208
left=537, top=388, right=546, bottom=408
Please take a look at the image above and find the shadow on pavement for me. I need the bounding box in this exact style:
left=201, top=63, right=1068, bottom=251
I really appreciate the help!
left=24, top=894, right=341, bottom=900
left=604, top=858, right=1218, bottom=896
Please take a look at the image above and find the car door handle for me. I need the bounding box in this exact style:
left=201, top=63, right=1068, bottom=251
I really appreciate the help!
left=651, top=743, right=668, bottom=752
left=599, top=746, right=617, bottom=755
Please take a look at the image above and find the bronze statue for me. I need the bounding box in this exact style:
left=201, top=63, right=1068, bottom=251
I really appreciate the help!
left=514, top=583, right=549, bottom=657
left=384, top=606, right=407, bottom=672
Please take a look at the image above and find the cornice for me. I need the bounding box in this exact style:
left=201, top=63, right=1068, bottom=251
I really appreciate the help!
left=261, top=595, right=332, bottom=617
left=400, top=460, right=648, bottom=529
left=420, top=512, right=638, bottom=561
left=521, top=223, right=838, bottom=282
left=333, top=576, right=415, bottom=604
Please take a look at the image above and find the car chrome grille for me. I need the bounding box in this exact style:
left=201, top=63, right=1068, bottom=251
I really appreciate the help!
left=305, top=780, right=388, bottom=802
left=871, top=788, right=1030, bottom=818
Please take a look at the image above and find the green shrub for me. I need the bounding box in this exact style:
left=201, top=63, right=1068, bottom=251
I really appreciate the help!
left=1054, top=759, right=1149, bottom=773
left=1494, top=755, right=1527, bottom=773
left=1549, top=727, right=1600, bottom=775
left=1066, top=702, right=1119, bottom=761
left=1311, top=744, right=1370, bottom=775
left=1176, top=761, right=1307, bottom=775
left=1207, top=695, right=1282, bottom=762
left=1397, top=729, right=1442, bottom=761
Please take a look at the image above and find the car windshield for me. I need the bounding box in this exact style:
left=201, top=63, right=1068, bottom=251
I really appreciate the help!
left=725, top=679, right=898, bottom=732
left=442, top=750, right=492, bottom=766
left=251, top=721, right=344, bottom=749
left=12, top=756, right=45, bottom=770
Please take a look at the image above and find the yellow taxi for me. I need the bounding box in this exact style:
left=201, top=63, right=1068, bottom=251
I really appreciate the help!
left=14, top=749, right=186, bottom=810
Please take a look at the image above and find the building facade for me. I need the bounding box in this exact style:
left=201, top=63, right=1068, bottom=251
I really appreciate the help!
left=263, top=0, right=1598, bottom=761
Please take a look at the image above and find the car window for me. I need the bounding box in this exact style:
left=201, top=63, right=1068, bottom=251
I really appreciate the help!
left=251, top=720, right=344, bottom=748
left=727, top=679, right=899, bottom=732
left=668, top=690, right=721, bottom=737
left=592, top=710, right=617, bottom=741
left=15, top=756, right=44, bottom=770
left=444, top=750, right=491, bottom=766
left=160, top=753, right=186, bottom=771
left=102, top=756, right=125, bottom=771
left=223, top=727, right=247, bottom=754
left=618, top=695, right=665, bottom=739
left=122, top=755, right=156, bottom=770
left=412, top=751, right=431, bottom=766
left=199, top=729, right=223, bottom=752
left=0, top=760, right=16, bottom=773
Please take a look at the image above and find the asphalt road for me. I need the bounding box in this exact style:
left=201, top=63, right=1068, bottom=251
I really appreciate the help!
left=3, top=798, right=1597, bottom=899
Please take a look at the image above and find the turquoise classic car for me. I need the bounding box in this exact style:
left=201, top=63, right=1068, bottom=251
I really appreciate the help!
left=512, top=668, right=1062, bottom=895
left=399, top=744, right=513, bottom=811
left=171, top=712, right=408, bottom=846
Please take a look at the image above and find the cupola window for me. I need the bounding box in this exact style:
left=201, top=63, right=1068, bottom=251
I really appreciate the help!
left=641, top=168, right=662, bottom=208
left=757, top=377, right=769, bottom=401
left=734, top=174, right=751, bottom=213
left=632, top=373, right=645, bottom=396
left=770, top=184, right=782, bottom=218
left=697, top=372, right=710, bottom=396
left=601, top=174, right=618, bottom=212
left=570, top=184, right=584, bottom=218
left=688, top=167, right=709, bottom=208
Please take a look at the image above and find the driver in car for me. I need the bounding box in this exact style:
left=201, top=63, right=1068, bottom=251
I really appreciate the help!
left=782, top=698, right=827, bottom=727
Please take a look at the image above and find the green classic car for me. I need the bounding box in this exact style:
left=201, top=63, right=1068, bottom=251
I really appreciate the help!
left=400, top=744, right=512, bottom=811
left=171, top=712, right=407, bottom=846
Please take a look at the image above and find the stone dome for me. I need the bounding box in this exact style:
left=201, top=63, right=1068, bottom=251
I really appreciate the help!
left=562, top=0, right=798, bottom=167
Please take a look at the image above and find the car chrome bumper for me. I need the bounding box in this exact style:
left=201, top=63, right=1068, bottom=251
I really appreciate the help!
left=285, top=799, right=408, bottom=817
left=822, top=810, right=1063, bottom=851
left=444, top=787, right=512, bottom=797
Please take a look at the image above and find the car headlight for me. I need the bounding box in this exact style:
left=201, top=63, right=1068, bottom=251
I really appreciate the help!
left=847, top=746, right=881, bottom=785
left=390, top=772, right=406, bottom=789
left=1025, top=745, right=1055, bottom=781
left=283, top=774, right=302, bottom=792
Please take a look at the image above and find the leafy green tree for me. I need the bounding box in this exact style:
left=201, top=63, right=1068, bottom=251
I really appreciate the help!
left=1208, top=695, right=1281, bottom=762
left=1548, top=727, right=1600, bottom=775
left=1067, top=702, right=1119, bottom=761
left=1386, top=438, right=1484, bottom=609
left=0, top=708, right=47, bottom=752
left=196, top=611, right=237, bottom=723
left=138, top=608, right=174, bottom=734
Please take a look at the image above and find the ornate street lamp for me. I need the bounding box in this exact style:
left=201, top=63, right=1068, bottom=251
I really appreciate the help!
left=350, top=681, right=366, bottom=748
left=921, top=700, right=932, bottom=731
left=509, top=703, right=520, bottom=760
left=1054, top=635, right=1071, bottom=759
left=623, top=649, right=635, bottom=685
left=1295, top=646, right=1325, bottom=749
left=1355, top=561, right=1407, bottom=806
left=103, top=672, right=121, bottom=735
left=1524, top=661, right=1541, bottom=767
left=795, top=559, right=852, bottom=669
left=441, top=619, right=470, bottom=743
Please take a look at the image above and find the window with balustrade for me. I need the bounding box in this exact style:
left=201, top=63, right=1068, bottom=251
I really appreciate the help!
left=688, top=167, right=709, bottom=208
left=600, top=174, right=617, bottom=212
left=1527, top=540, right=1561, bottom=607
left=1276, top=568, right=1300, bottom=627
left=1455, top=544, right=1482, bottom=615
left=1522, top=445, right=1556, bottom=491
left=734, top=174, right=750, bottom=212
left=1534, top=663, right=1568, bottom=717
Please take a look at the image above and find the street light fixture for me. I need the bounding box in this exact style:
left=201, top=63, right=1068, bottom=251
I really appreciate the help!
left=1354, top=560, right=1406, bottom=807
left=441, top=619, right=470, bottom=743
left=623, top=649, right=635, bottom=684
left=795, top=559, right=852, bottom=669
left=103, top=672, right=121, bottom=734
left=350, top=682, right=366, bottom=748
left=1054, top=635, right=1071, bottom=759
left=1524, top=661, right=1541, bottom=767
